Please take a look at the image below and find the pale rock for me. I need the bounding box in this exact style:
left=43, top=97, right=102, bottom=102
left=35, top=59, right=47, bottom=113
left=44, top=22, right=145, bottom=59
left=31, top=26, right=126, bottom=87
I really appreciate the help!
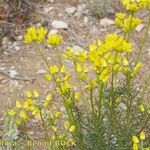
left=16, top=35, right=23, bottom=41
left=100, top=17, right=115, bottom=27
left=65, top=7, right=76, bottom=15
left=119, top=103, right=127, bottom=110
left=47, top=29, right=58, bottom=36
left=9, top=80, right=19, bottom=87
left=9, top=70, right=18, bottom=78
left=36, top=69, right=47, bottom=75
left=47, top=0, right=54, bottom=3
left=77, top=4, right=86, bottom=13
left=72, top=45, right=86, bottom=53
left=44, top=6, right=53, bottom=13
left=136, top=24, right=145, bottom=32
left=2, top=37, right=11, bottom=49
left=15, top=46, right=20, bottom=51
left=147, top=49, right=150, bottom=55
left=83, top=16, right=88, bottom=24
left=36, top=23, right=42, bottom=27
left=75, top=4, right=86, bottom=17
left=51, top=20, right=68, bottom=29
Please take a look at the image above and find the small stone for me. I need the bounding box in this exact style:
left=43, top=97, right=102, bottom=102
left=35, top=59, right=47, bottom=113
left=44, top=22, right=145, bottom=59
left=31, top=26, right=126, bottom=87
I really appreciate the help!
left=119, top=103, right=127, bottom=110
left=47, top=29, right=58, bottom=36
left=136, top=24, right=145, bottom=32
left=100, top=17, right=115, bottom=27
left=9, top=80, right=19, bottom=87
left=36, top=69, right=47, bottom=75
left=147, top=49, right=150, bottom=55
left=77, top=4, right=86, bottom=13
left=15, top=46, right=20, bottom=51
left=2, top=37, right=10, bottom=49
left=51, top=20, right=68, bottom=29
left=16, top=35, right=23, bottom=41
left=9, top=70, right=18, bottom=78
left=44, top=6, right=53, bottom=13
left=36, top=23, right=42, bottom=27
left=72, top=45, right=85, bottom=53
left=83, top=16, right=88, bottom=24
left=47, top=0, right=54, bottom=2
left=65, top=7, right=76, bottom=15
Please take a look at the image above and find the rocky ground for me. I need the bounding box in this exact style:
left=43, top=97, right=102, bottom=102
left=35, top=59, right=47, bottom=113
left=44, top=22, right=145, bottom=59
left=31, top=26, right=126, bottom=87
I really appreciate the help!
left=0, top=0, right=150, bottom=118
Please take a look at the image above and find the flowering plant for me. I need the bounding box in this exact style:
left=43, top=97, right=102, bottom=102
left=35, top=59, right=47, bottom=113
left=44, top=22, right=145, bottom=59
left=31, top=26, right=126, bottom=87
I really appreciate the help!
left=2, top=0, right=150, bottom=150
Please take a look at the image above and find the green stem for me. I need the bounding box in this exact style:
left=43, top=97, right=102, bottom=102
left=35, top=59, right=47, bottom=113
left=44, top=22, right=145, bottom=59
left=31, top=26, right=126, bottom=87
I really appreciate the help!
left=55, top=46, right=63, bottom=67
left=98, top=80, right=104, bottom=116
left=126, top=12, right=134, bottom=41
left=35, top=44, right=50, bottom=70
left=90, top=87, right=95, bottom=114
left=39, top=107, right=49, bottom=139
left=73, top=61, right=84, bottom=102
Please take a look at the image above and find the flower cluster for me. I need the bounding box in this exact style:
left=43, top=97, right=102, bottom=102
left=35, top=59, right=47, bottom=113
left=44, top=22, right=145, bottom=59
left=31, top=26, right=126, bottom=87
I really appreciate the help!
left=47, top=33, right=63, bottom=47
left=115, top=12, right=141, bottom=32
left=24, top=26, right=63, bottom=47
left=132, top=131, right=146, bottom=150
left=122, top=0, right=150, bottom=12
left=24, top=26, right=47, bottom=44
left=7, top=89, right=40, bottom=127
left=87, top=34, right=132, bottom=83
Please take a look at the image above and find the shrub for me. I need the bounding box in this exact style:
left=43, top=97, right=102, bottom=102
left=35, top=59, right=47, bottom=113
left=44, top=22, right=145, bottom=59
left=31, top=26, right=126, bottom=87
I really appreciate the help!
left=89, top=0, right=115, bottom=18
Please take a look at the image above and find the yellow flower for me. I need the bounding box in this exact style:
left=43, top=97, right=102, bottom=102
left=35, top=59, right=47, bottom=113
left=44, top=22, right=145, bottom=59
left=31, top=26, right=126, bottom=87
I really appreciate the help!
left=44, top=73, right=52, bottom=81
left=37, top=27, right=47, bottom=42
left=69, top=125, right=76, bottom=132
left=32, top=108, right=40, bottom=116
left=44, top=93, right=52, bottom=108
left=74, top=92, right=80, bottom=101
left=24, top=34, right=32, bottom=44
left=33, top=89, right=39, bottom=98
left=121, top=0, right=149, bottom=12
left=24, top=26, right=47, bottom=44
left=76, top=63, right=83, bottom=73
left=139, top=104, right=145, bottom=112
left=140, top=131, right=145, bottom=140
left=134, top=62, right=142, bottom=72
left=55, top=112, right=61, bottom=118
left=115, top=13, right=142, bottom=32
left=7, top=109, right=16, bottom=116
left=49, top=65, right=59, bottom=74
left=58, top=134, right=65, bottom=140
left=99, top=68, right=109, bottom=83
left=46, top=93, right=52, bottom=101
left=16, top=100, right=22, bottom=108
left=123, top=57, right=129, bottom=66
left=60, top=65, right=66, bottom=73
left=88, top=43, right=97, bottom=51
left=47, top=34, right=63, bottom=46
left=132, top=135, right=139, bottom=143
left=60, top=81, right=72, bottom=94
left=133, top=143, right=138, bottom=150
left=51, top=126, right=57, bottom=132
left=27, top=106, right=35, bottom=111
left=23, top=99, right=33, bottom=109
left=116, top=12, right=126, bottom=20
left=25, top=90, right=32, bottom=98
left=131, top=62, right=142, bottom=77
left=64, top=120, right=70, bottom=130
left=19, top=110, right=28, bottom=120
left=15, top=119, right=21, bottom=127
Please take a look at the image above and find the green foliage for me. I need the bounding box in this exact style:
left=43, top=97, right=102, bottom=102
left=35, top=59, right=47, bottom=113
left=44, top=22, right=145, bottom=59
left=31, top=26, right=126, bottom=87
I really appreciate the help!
left=89, top=0, right=115, bottom=18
